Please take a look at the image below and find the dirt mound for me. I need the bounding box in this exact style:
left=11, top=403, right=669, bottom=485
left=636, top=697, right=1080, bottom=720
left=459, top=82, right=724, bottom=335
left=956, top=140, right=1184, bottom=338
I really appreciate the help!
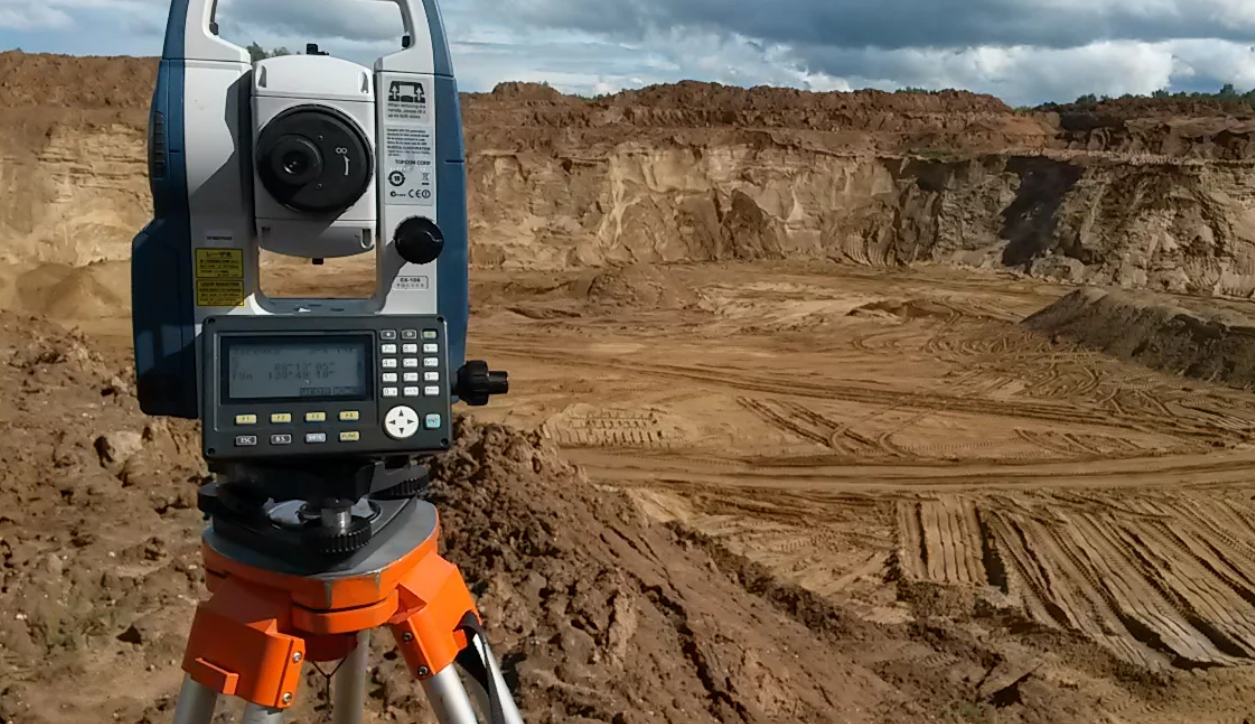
left=848, top=298, right=957, bottom=321
left=579, top=263, right=700, bottom=309
left=485, top=81, right=579, bottom=103
left=609, top=80, right=1012, bottom=113
left=1022, top=287, right=1255, bottom=389
left=0, top=51, right=156, bottom=110
left=10, top=262, right=132, bottom=321
left=1040, top=96, right=1255, bottom=120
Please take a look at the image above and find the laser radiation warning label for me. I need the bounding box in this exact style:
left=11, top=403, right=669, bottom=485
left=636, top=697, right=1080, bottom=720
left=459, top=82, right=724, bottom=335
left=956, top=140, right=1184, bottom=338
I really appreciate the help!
left=195, top=248, right=243, bottom=278
left=194, top=247, right=245, bottom=307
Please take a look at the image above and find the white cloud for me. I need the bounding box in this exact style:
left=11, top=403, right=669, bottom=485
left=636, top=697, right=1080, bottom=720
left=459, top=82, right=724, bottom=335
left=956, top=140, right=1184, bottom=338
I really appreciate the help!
left=1, top=0, right=1254, bottom=106
left=0, top=4, right=74, bottom=31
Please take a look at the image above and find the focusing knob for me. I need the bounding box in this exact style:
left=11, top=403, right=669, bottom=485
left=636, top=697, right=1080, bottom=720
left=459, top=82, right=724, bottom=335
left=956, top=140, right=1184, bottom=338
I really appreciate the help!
left=394, top=217, right=444, bottom=265
left=455, top=360, right=509, bottom=406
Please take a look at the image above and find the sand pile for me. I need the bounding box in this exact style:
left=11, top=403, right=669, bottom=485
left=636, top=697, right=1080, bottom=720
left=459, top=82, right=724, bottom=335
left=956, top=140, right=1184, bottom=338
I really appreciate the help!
left=1022, top=288, right=1255, bottom=390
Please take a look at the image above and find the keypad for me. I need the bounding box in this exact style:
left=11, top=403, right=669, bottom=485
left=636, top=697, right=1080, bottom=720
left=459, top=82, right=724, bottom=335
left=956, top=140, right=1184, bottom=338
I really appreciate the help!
left=424, top=371, right=439, bottom=382
left=236, top=434, right=258, bottom=446
left=401, top=329, right=418, bottom=340
left=306, top=432, right=327, bottom=444
left=424, top=413, right=441, bottom=429
left=340, top=431, right=360, bottom=442
left=305, top=412, right=326, bottom=423
left=382, top=372, right=398, bottom=383
left=383, top=387, right=399, bottom=397
left=235, top=414, right=257, bottom=425
left=270, top=413, right=291, bottom=424
left=423, top=357, right=438, bottom=368
left=339, top=410, right=360, bottom=422
left=423, top=385, right=439, bottom=397
left=403, top=343, right=418, bottom=354
left=381, top=343, right=398, bottom=354
left=381, top=330, right=398, bottom=340
left=271, top=434, right=293, bottom=445
left=382, top=358, right=398, bottom=369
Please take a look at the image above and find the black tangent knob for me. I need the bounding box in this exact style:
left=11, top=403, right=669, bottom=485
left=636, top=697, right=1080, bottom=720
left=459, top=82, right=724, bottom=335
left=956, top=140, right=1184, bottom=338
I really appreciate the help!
left=455, top=360, right=509, bottom=406
left=394, top=216, right=444, bottom=265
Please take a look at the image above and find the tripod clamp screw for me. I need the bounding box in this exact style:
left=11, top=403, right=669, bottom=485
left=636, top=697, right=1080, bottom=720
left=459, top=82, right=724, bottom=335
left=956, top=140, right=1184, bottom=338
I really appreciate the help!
left=282, top=693, right=293, bottom=704
left=402, top=632, right=414, bottom=642
left=417, top=666, right=430, bottom=677
left=292, top=652, right=302, bottom=663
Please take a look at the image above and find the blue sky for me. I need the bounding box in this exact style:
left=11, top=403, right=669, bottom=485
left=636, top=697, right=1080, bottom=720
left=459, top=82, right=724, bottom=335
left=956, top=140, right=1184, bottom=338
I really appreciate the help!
left=2, top=0, right=1255, bottom=105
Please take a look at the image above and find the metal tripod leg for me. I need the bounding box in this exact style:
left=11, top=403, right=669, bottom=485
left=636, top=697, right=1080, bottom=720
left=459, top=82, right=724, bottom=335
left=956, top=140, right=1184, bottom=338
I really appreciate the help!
left=240, top=704, right=284, bottom=723
left=331, top=631, right=370, bottom=724
left=458, top=635, right=525, bottom=724
left=172, top=675, right=219, bottom=724
left=422, top=666, right=482, bottom=724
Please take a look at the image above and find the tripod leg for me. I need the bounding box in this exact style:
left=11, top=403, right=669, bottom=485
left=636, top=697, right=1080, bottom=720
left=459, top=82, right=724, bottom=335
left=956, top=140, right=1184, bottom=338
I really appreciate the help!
left=422, top=666, right=482, bottom=724
left=172, top=674, right=220, bottom=724
left=331, top=630, right=370, bottom=724
left=457, top=634, right=525, bottom=724
left=241, top=704, right=284, bottom=723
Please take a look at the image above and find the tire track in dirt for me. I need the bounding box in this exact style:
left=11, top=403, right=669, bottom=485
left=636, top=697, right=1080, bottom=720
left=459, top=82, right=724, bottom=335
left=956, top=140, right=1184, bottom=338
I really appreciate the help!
left=896, top=498, right=988, bottom=586
left=903, top=492, right=1255, bottom=671
left=483, top=343, right=1250, bottom=445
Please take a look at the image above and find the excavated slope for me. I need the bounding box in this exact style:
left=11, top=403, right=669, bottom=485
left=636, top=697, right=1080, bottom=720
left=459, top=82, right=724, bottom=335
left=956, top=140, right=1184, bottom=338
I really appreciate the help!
left=5, top=50, right=1255, bottom=299
left=1023, top=287, right=1255, bottom=389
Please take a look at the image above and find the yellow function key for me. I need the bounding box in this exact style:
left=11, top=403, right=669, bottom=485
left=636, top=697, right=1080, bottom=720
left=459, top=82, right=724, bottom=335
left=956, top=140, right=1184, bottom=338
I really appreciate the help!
left=235, top=414, right=257, bottom=425
left=339, top=410, right=360, bottom=422
left=339, top=431, right=361, bottom=442
left=305, top=411, right=327, bottom=423
left=270, top=413, right=292, bottom=424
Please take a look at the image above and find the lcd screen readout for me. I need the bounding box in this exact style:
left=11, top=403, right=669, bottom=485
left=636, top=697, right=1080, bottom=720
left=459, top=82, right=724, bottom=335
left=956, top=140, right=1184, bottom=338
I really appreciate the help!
left=224, top=337, right=369, bottom=401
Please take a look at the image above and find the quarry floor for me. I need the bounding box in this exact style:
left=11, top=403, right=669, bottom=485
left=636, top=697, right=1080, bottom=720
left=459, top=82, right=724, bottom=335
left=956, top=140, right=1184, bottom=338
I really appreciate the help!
left=13, top=258, right=1255, bottom=722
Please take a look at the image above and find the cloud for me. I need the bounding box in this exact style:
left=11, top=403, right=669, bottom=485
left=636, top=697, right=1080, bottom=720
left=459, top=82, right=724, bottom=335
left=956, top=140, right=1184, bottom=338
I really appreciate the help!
left=0, top=5, right=74, bottom=31
left=1, top=0, right=1254, bottom=106
left=502, top=0, right=1255, bottom=51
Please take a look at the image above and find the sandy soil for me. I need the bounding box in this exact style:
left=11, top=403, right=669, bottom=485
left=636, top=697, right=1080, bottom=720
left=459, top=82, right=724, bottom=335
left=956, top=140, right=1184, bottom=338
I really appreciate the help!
left=8, top=258, right=1255, bottom=722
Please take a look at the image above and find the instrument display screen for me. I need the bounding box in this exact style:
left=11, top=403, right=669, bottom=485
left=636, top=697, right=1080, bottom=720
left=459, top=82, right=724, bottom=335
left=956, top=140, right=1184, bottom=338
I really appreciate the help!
left=222, top=335, right=372, bottom=402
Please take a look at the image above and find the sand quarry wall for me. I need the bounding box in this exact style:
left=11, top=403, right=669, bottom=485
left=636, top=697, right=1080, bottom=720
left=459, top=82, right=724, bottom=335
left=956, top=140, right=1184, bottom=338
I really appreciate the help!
left=7, top=51, right=1255, bottom=298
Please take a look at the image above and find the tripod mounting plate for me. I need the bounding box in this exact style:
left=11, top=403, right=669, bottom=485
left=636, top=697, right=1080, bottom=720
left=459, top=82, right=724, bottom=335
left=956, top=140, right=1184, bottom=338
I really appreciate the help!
left=204, top=495, right=439, bottom=583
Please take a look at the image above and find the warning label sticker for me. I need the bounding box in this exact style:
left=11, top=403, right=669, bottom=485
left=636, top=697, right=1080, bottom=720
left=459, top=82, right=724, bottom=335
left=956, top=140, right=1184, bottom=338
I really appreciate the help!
left=196, top=280, right=245, bottom=307
left=194, top=248, right=243, bottom=279
left=384, top=79, right=430, bottom=124
left=383, top=126, right=434, bottom=207
left=194, top=246, right=244, bottom=306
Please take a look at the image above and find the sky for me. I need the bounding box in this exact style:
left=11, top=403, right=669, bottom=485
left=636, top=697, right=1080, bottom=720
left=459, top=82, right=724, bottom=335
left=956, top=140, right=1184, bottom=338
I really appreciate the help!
left=2, top=0, right=1255, bottom=106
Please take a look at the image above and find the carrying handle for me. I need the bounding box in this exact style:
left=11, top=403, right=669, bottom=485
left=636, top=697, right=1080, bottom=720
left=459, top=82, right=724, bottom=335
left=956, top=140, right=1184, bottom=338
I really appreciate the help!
left=167, top=0, right=428, bottom=62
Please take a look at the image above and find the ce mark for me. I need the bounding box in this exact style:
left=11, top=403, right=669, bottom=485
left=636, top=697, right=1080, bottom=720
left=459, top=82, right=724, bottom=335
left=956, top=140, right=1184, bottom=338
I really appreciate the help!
left=387, top=188, right=433, bottom=200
